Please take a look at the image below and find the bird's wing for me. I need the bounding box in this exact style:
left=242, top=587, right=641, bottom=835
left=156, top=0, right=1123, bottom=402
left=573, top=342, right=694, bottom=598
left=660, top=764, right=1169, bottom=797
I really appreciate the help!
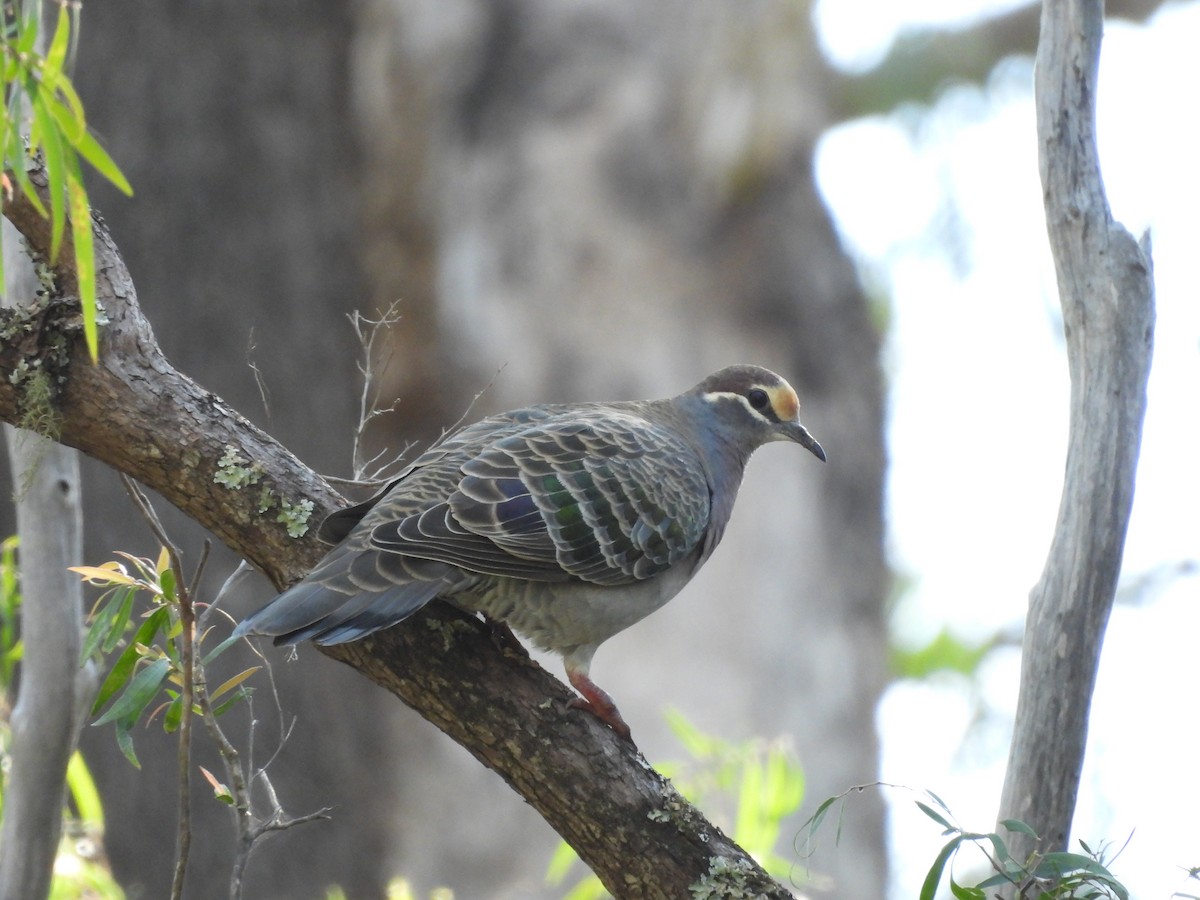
left=317, top=406, right=563, bottom=543
left=369, top=411, right=712, bottom=585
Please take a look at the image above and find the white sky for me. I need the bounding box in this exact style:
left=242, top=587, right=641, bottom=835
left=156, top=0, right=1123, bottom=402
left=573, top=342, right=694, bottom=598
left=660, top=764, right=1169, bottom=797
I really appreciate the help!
left=812, top=1, right=1200, bottom=897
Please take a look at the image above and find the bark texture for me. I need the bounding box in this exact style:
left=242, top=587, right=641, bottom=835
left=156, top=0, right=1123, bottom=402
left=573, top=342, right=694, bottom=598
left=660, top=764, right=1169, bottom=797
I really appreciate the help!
left=996, top=0, right=1155, bottom=871
left=0, top=430, right=87, bottom=900
left=0, top=171, right=794, bottom=899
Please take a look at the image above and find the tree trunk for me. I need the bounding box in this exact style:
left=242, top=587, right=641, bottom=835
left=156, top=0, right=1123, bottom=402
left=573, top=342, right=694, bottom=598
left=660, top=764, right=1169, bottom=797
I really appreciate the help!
left=70, top=6, right=402, bottom=897
left=0, top=431, right=86, bottom=900
left=996, top=0, right=1154, bottom=875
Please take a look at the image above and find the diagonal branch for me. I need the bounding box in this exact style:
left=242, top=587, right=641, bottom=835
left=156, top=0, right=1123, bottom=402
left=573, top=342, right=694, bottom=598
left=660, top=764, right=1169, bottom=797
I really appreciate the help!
left=0, top=164, right=793, bottom=898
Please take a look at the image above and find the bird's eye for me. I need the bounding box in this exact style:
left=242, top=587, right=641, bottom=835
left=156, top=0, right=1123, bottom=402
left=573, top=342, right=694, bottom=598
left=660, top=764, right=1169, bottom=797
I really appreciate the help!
left=747, top=388, right=771, bottom=411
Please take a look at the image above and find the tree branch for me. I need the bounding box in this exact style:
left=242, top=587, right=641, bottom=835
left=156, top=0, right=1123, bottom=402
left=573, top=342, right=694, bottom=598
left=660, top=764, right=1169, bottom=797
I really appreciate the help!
left=828, top=0, right=1169, bottom=122
left=0, top=167, right=794, bottom=898
left=996, top=0, right=1154, bottom=872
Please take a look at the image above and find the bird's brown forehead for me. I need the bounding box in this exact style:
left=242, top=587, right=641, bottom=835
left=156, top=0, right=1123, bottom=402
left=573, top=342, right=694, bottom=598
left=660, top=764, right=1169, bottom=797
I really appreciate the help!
left=767, top=383, right=800, bottom=421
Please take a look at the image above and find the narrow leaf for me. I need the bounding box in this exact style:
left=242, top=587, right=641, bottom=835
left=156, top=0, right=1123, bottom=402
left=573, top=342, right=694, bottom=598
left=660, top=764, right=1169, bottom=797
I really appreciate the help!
left=70, top=564, right=136, bottom=586
left=45, top=67, right=87, bottom=142
left=114, top=720, right=140, bottom=769
left=1000, top=818, right=1039, bottom=838
left=209, top=666, right=261, bottom=704
left=985, top=832, right=1009, bottom=864
left=159, top=566, right=176, bottom=602
left=201, top=632, right=239, bottom=665
left=211, top=687, right=252, bottom=718
left=1033, top=852, right=1113, bottom=878
left=916, top=800, right=955, bottom=833
left=66, top=169, right=98, bottom=360
left=44, top=4, right=72, bottom=75
left=100, top=586, right=136, bottom=654
left=65, top=750, right=104, bottom=826
left=69, top=127, right=133, bottom=196
left=163, top=694, right=182, bottom=733
left=92, top=656, right=170, bottom=727
left=30, top=91, right=67, bottom=261
left=5, top=118, right=47, bottom=217
left=949, top=876, right=985, bottom=900
left=90, top=607, right=168, bottom=715
left=919, top=837, right=962, bottom=900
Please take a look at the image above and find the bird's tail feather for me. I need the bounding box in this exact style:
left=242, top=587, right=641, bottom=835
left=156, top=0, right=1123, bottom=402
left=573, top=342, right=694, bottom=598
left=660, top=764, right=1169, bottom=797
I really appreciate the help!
left=233, top=571, right=447, bottom=646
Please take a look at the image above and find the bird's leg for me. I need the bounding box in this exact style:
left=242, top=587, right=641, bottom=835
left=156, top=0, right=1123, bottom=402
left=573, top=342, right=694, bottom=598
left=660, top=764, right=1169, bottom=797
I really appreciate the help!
left=566, top=668, right=632, bottom=741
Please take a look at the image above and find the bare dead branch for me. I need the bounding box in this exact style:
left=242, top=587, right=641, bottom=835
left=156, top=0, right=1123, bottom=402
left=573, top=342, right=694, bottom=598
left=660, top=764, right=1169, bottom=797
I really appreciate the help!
left=996, top=0, right=1155, bottom=878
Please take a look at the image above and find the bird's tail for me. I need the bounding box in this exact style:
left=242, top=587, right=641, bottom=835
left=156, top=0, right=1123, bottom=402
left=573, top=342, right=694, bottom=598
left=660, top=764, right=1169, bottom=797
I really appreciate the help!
left=233, top=545, right=451, bottom=646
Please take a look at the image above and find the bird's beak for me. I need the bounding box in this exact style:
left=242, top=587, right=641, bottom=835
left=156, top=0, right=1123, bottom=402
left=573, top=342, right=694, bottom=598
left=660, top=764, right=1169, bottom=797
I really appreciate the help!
left=781, top=421, right=826, bottom=462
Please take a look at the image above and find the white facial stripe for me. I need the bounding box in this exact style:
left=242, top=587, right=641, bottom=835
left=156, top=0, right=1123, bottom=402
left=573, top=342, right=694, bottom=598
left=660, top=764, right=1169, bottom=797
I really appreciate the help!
left=700, top=389, right=783, bottom=423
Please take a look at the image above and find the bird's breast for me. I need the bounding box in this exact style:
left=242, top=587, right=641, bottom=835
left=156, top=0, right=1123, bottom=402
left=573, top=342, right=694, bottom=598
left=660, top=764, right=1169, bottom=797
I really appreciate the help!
left=458, top=559, right=700, bottom=658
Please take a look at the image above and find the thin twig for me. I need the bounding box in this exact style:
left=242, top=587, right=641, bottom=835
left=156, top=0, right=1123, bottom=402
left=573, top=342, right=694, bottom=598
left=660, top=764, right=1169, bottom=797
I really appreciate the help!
left=121, top=476, right=195, bottom=900
left=349, top=301, right=404, bottom=480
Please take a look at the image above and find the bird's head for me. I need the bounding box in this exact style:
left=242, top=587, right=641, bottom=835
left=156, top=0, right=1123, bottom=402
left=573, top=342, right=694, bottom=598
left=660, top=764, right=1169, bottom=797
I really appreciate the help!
left=691, top=365, right=826, bottom=462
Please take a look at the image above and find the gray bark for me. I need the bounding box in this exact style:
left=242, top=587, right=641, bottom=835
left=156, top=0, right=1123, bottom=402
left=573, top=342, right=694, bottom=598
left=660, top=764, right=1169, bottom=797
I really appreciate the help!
left=0, top=430, right=88, bottom=900
left=996, top=0, right=1155, bottom=873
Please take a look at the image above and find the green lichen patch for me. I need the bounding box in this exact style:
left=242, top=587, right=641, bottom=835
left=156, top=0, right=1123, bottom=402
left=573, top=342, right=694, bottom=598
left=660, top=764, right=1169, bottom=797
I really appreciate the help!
left=689, top=856, right=762, bottom=899
left=213, top=445, right=264, bottom=490
left=276, top=497, right=314, bottom=538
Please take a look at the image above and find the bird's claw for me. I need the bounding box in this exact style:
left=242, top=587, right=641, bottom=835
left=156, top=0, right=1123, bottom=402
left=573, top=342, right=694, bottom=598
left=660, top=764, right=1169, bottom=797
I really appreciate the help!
left=567, top=671, right=633, bottom=741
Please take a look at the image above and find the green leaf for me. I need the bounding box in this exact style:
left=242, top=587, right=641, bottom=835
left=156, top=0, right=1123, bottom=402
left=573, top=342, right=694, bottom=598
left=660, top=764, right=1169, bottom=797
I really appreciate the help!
left=163, top=694, right=182, bottom=733
left=1000, top=818, right=1039, bottom=838
left=201, top=632, right=239, bottom=665
left=734, top=757, right=764, bottom=850
left=949, top=876, right=985, bottom=900
left=14, top=8, right=39, bottom=55
left=114, top=720, right=140, bottom=769
left=30, top=89, right=67, bottom=262
left=5, top=117, right=47, bottom=217
left=544, top=839, right=578, bottom=886
left=1032, top=852, right=1114, bottom=879
left=762, top=746, right=804, bottom=820
left=90, top=607, right=169, bottom=716
left=80, top=587, right=125, bottom=663
left=71, top=127, right=132, bottom=196
left=916, top=800, right=955, bottom=834
left=985, top=831, right=1009, bottom=864
left=976, top=862, right=1026, bottom=890
left=66, top=168, right=98, bottom=361
left=919, top=836, right=963, bottom=900
left=159, top=566, right=176, bottom=602
left=211, top=686, right=252, bottom=718
left=101, top=587, right=136, bottom=654
left=47, top=67, right=87, bottom=142
left=92, top=655, right=170, bottom=727
left=799, top=794, right=839, bottom=850
left=65, top=750, right=104, bottom=826
left=44, top=4, right=72, bottom=76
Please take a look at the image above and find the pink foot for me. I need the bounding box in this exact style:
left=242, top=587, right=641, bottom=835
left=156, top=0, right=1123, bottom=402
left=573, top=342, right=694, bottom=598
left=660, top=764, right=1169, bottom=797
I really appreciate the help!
left=567, top=669, right=633, bottom=741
